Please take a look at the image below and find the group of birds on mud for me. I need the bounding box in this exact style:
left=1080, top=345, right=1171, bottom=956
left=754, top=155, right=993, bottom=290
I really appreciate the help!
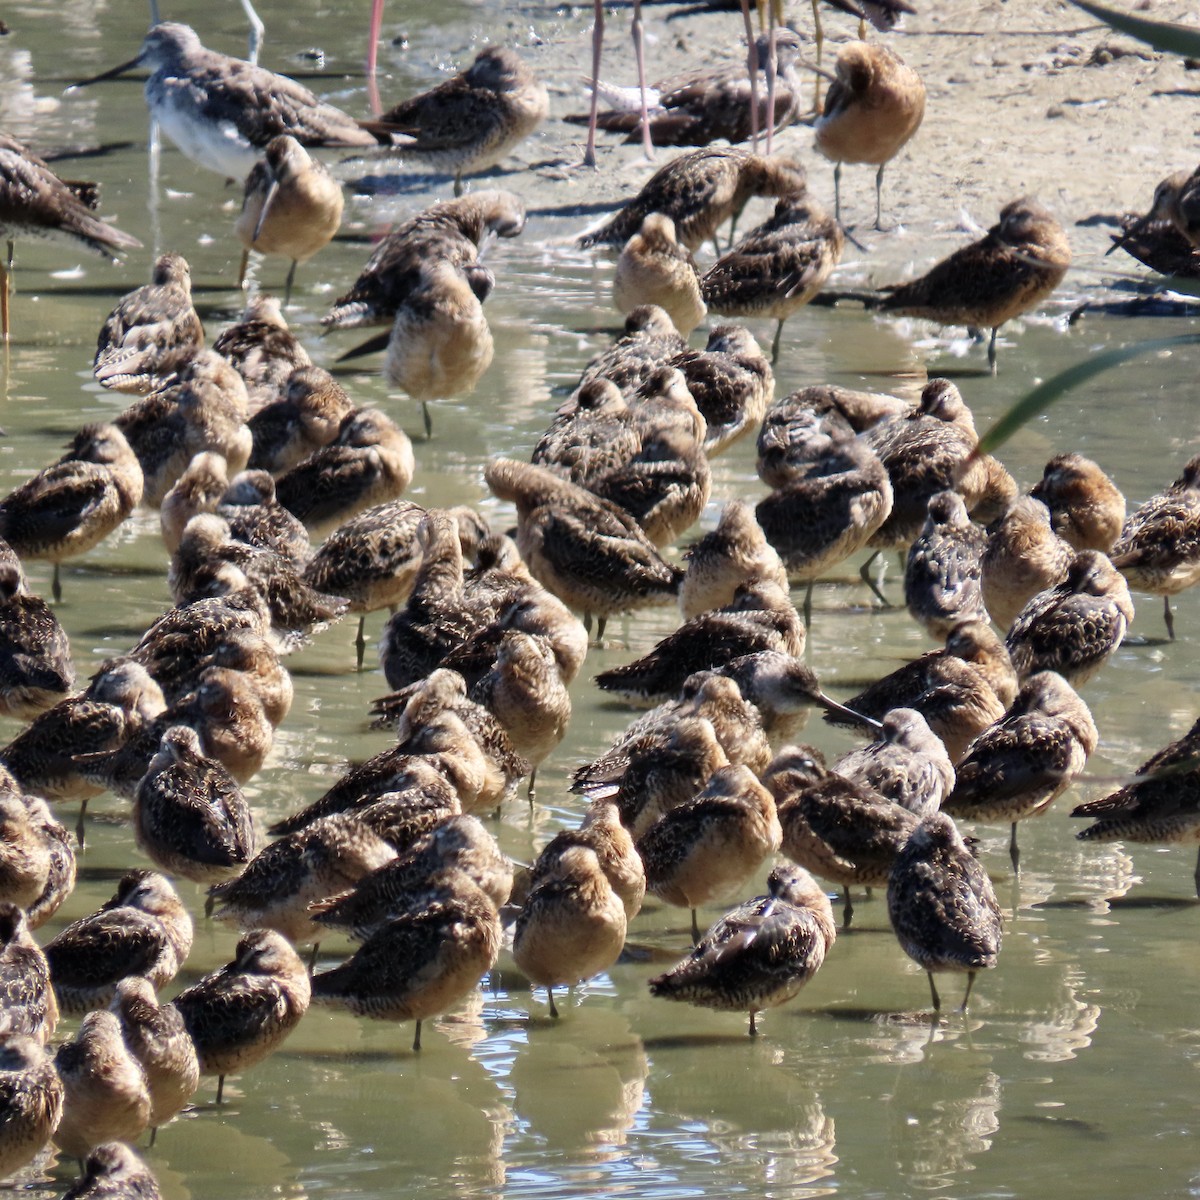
left=0, top=0, right=1197, bottom=1196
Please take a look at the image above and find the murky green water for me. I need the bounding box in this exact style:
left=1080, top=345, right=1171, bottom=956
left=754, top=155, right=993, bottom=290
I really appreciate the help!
left=4, top=0, right=1200, bottom=1197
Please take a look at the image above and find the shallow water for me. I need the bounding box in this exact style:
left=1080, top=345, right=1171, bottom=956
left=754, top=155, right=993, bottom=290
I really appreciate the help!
left=3, top=0, right=1200, bottom=1197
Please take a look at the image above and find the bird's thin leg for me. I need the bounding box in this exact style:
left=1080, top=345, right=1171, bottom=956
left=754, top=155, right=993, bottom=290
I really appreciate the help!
left=527, top=768, right=537, bottom=806
left=927, top=970, right=941, bottom=1012
left=833, top=161, right=843, bottom=224
left=749, top=1010, right=758, bottom=1037
left=811, top=0, right=825, bottom=107
left=237, top=249, right=250, bottom=290
left=595, top=615, right=607, bottom=644
left=690, top=908, right=700, bottom=944
left=858, top=549, right=889, bottom=606
left=1164, top=595, right=1176, bottom=641
left=631, top=0, right=654, bottom=161
left=453, top=171, right=464, bottom=198
left=239, top=0, right=265, bottom=64
left=75, top=799, right=88, bottom=848
left=547, top=985, right=559, bottom=1019
left=741, top=0, right=759, bottom=151
left=1009, top=822, right=1020, bottom=875
left=307, top=942, right=319, bottom=973
left=959, top=970, right=978, bottom=1013
left=412, top=1019, right=423, bottom=1051
left=150, top=1125, right=158, bottom=1147
left=216, top=1075, right=226, bottom=1105
left=764, top=1, right=778, bottom=155
left=355, top=615, right=366, bottom=669
left=770, top=317, right=784, bottom=364
left=987, top=326, right=999, bottom=375
left=842, top=885, right=853, bottom=928
left=1193, top=845, right=1200, bottom=898
left=0, top=240, right=11, bottom=343
left=52, top=562, right=62, bottom=604
left=366, top=0, right=386, bottom=115
left=876, top=164, right=887, bottom=230
left=283, top=260, right=297, bottom=308
left=422, top=401, right=433, bottom=440
left=584, top=0, right=604, bottom=169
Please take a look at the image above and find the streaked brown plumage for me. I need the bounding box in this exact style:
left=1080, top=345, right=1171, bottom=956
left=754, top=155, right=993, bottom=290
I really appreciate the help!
left=1029, top=452, right=1126, bottom=554
left=247, top=365, right=355, bottom=474
left=834, top=707, right=955, bottom=815
left=0, top=902, right=58, bottom=1045
left=0, top=1031, right=62, bottom=1180
left=614, top=213, right=706, bottom=336
left=211, top=293, right=311, bottom=411
left=60, top=1141, right=163, bottom=1200
left=0, top=561, right=73, bottom=717
left=903, top=491, right=988, bottom=639
left=980, top=495, right=1073, bottom=631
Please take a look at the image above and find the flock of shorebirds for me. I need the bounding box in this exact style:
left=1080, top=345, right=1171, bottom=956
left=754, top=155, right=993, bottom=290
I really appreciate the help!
left=0, top=1, right=1198, bottom=1196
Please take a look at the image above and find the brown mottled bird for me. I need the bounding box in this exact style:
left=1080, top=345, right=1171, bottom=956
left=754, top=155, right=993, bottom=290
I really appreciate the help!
left=873, top=198, right=1071, bottom=374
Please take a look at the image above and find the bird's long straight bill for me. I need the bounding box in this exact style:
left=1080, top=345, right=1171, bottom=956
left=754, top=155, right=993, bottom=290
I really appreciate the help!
left=67, top=55, right=144, bottom=91
left=253, top=179, right=281, bottom=243
left=1105, top=213, right=1151, bottom=258
left=816, top=694, right=882, bottom=731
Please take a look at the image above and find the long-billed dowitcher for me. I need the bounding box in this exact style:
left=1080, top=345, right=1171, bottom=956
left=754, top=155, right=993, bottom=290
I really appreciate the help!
left=71, top=23, right=378, bottom=180
left=247, top=366, right=356, bottom=475
left=44, top=870, right=192, bottom=1013
left=1028, top=453, right=1126, bottom=554
left=1109, top=165, right=1200, bottom=257
left=532, top=379, right=641, bottom=483
left=323, top=190, right=525, bottom=331
left=768, top=744, right=917, bottom=927
left=216, top=470, right=311, bottom=565
left=702, top=186, right=845, bottom=362
left=649, top=863, right=836, bottom=1036
left=131, top=725, right=256, bottom=885
left=0, top=796, right=55, bottom=913
left=0, top=561, right=73, bottom=717
left=61, top=1141, right=163, bottom=1200
left=578, top=146, right=807, bottom=254
left=980, top=496, right=1073, bottom=631
left=903, top=491, right=988, bottom=639
left=364, top=46, right=548, bottom=196
left=274, top=408, right=414, bottom=536
left=0, top=1032, right=62, bottom=1180
left=21, top=798, right=76, bottom=932
left=513, top=844, right=627, bottom=1019
left=0, top=903, right=58, bottom=1046
left=0, top=423, right=143, bottom=602
left=235, top=135, right=342, bottom=303
left=887, top=811, right=1002, bottom=1013
left=678, top=499, right=789, bottom=620
left=172, top=929, right=310, bottom=1104
left=485, top=458, right=681, bottom=642
left=159, top=453, right=230, bottom=555
left=1072, top=715, right=1200, bottom=894
left=312, top=874, right=501, bottom=1049
left=1006, top=550, right=1133, bottom=684
left=814, top=41, right=925, bottom=229
left=1108, top=454, right=1200, bottom=640
left=873, top=198, right=1072, bottom=373
left=53, top=1009, right=152, bottom=1162
left=92, top=253, right=204, bottom=395
left=575, top=305, right=687, bottom=397
left=108, top=977, right=198, bottom=1141
left=570, top=29, right=805, bottom=149
left=595, top=578, right=805, bottom=705
left=829, top=620, right=1015, bottom=762
left=834, top=707, right=955, bottom=815
left=638, top=763, right=782, bottom=942
left=944, top=671, right=1096, bottom=872
left=613, top=213, right=706, bottom=336
left=211, top=294, right=311, bottom=412
left=0, top=135, right=140, bottom=341
left=311, top=814, right=510, bottom=938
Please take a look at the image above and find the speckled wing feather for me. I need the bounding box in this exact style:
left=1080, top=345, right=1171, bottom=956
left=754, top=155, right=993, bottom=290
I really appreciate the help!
left=45, top=911, right=171, bottom=988
left=1006, top=591, right=1128, bottom=679
left=375, top=85, right=504, bottom=149
left=1112, top=494, right=1200, bottom=571
left=790, top=780, right=917, bottom=876
left=275, top=449, right=381, bottom=527
left=0, top=465, right=111, bottom=552
left=94, top=288, right=202, bottom=387
left=173, top=969, right=291, bottom=1054
left=702, top=223, right=832, bottom=314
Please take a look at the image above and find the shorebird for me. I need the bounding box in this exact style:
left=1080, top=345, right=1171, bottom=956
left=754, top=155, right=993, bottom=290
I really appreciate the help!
left=0, top=560, right=73, bottom=717
left=833, top=707, right=955, bottom=815
left=20, top=798, right=76, bottom=932
left=212, top=293, right=311, bottom=412
left=944, top=671, right=1097, bottom=872
left=575, top=304, right=687, bottom=396
left=1006, top=550, right=1134, bottom=685
left=638, top=763, right=782, bottom=942
left=235, top=135, right=343, bottom=304
left=247, top=365, right=355, bottom=474
left=571, top=28, right=806, bottom=150
left=53, top=1010, right=152, bottom=1162
left=1109, top=454, right=1200, bottom=640
left=323, top=190, right=525, bottom=331
left=0, top=135, right=140, bottom=342
left=0, top=796, right=56, bottom=914
left=980, top=496, right=1073, bottom=631
left=577, top=147, right=807, bottom=254
left=172, top=930, right=310, bottom=1104
left=0, top=902, right=58, bottom=1045
left=0, top=1032, right=62, bottom=1181
left=614, top=213, right=706, bottom=336
left=44, top=871, right=192, bottom=1014
left=363, top=46, right=548, bottom=196
left=649, top=863, right=836, bottom=1035
left=512, top=844, right=627, bottom=1018
left=92, top=252, right=204, bottom=395
left=1109, top=165, right=1200, bottom=257
left=1028, top=453, right=1126, bottom=554
left=70, top=23, right=378, bottom=180
left=484, top=458, right=681, bottom=641
left=108, top=977, right=198, bottom=1141
left=216, top=470, right=311, bottom=565
left=312, top=876, right=501, bottom=1050
left=131, top=725, right=256, bottom=885
left=1072, top=715, right=1200, bottom=895
left=872, top=198, right=1071, bottom=374
left=814, top=41, right=926, bottom=229
left=702, top=187, right=844, bottom=362
left=60, top=1142, right=163, bottom=1200
left=0, top=424, right=143, bottom=603
left=903, top=491, right=988, bottom=639
left=887, top=812, right=1002, bottom=1013
left=768, top=744, right=917, bottom=927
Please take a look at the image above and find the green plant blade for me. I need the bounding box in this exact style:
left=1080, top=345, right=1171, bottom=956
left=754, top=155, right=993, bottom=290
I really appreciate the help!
left=1068, top=0, right=1200, bottom=57
left=974, top=334, right=1200, bottom=457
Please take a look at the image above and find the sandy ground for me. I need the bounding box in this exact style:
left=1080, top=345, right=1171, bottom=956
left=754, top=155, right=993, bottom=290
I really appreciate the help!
left=460, top=0, right=1200, bottom=299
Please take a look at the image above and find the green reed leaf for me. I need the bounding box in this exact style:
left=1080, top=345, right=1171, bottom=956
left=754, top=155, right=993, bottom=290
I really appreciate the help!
left=1069, top=0, right=1200, bottom=57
